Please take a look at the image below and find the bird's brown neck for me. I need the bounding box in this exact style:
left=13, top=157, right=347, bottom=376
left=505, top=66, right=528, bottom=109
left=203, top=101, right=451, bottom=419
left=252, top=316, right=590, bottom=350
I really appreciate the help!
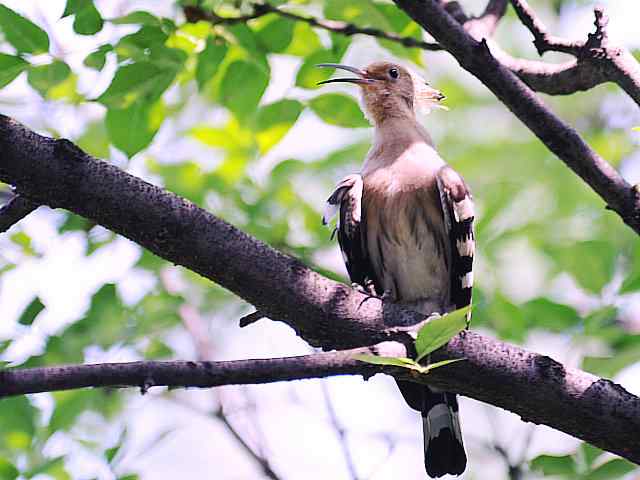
left=363, top=90, right=414, bottom=126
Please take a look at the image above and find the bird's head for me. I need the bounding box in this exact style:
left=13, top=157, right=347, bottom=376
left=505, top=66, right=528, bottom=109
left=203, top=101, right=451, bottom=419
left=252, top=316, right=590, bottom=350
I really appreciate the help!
left=317, top=61, right=445, bottom=125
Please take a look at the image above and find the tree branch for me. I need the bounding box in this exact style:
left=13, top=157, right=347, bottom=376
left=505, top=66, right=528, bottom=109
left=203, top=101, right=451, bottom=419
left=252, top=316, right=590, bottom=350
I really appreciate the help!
left=509, top=0, right=582, bottom=56
left=180, top=303, right=282, bottom=480
left=0, top=193, right=38, bottom=233
left=508, top=1, right=640, bottom=105
left=1, top=332, right=639, bottom=463
left=393, top=0, right=640, bottom=235
left=1, top=116, right=640, bottom=462
left=183, top=3, right=441, bottom=51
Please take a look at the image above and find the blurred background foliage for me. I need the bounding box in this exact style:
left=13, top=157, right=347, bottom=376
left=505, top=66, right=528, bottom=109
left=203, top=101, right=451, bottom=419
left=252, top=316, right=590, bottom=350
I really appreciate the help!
left=0, top=0, right=639, bottom=479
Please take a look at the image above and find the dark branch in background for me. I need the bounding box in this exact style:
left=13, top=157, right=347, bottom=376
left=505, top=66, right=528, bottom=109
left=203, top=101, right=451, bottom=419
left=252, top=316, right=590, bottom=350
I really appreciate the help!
left=185, top=0, right=640, bottom=103
left=0, top=194, right=38, bottom=233
left=509, top=0, right=640, bottom=105
left=393, top=0, right=640, bottom=235
left=183, top=3, right=442, bottom=51
left=1, top=116, right=639, bottom=462
left=180, top=304, right=282, bottom=480
left=463, top=0, right=508, bottom=38
left=320, top=380, right=359, bottom=480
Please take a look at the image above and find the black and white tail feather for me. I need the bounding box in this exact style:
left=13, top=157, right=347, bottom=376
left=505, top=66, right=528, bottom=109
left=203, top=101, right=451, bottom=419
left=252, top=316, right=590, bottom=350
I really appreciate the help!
left=323, top=167, right=475, bottom=478
left=419, top=165, right=474, bottom=478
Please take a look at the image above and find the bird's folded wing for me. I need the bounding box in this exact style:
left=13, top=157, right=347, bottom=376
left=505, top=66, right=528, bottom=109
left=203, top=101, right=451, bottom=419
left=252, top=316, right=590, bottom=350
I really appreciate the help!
left=323, top=174, right=376, bottom=290
left=436, top=166, right=475, bottom=314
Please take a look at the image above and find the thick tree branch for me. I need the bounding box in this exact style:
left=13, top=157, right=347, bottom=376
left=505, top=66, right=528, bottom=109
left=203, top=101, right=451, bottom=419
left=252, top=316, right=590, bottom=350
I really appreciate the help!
left=1, top=116, right=640, bottom=462
left=393, top=0, right=640, bottom=235
left=1, top=332, right=639, bottom=463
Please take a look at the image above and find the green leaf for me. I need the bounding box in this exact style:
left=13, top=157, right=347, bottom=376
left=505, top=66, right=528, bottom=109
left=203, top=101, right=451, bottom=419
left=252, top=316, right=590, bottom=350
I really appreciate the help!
left=372, top=4, right=423, bottom=64
left=521, top=298, right=580, bottom=332
left=0, top=5, right=49, bottom=54
left=23, top=457, right=67, bottom=479
left=423, top=358, right=466, bottom=372
left=415, top=306, right=470, bottom=362
left=226, top=24, right=267, bottom=68
left=255, top=99, right=303, bottom=154
left=144, top=339, right=173, bottom=359
left=108, top=11, right=161, bottom=27
left=580, top=442, right=603, bottom=467
left=63, top=0, right=103, bottom=35
left=584, top=459, right=636, bottom=480
left=106, top=100, right=165, bottom=157
left=582, top=342, right=640, bottom=377
left=27, top=60, right=71, bottom=97
left=219, top=60, right=269, bottom=121
left=325, top=0, right=391, bottom=30
left=620, top=270, right=640, bottom=294
left=285, top=22, right=322, bottom=57
left=309, top=93, right=369, bottom=128
left=196, top=37, right=227, bottom=92
left=18, top=296, right=44, bottom=326
left=255, top=16, right=293, bottom=53
left=0, top=396, right=36, bottom=446
left=84, top=44, right=112, bottom=71
left=548, top=240, right=617, bottom=294
left=50, top=389, right=121, bottom=432
left=354, top=354, right=423, bottom=370
left=530, top=454, right=577, bottom=475
left=97, top=62, right=176, bottom=109
left=0, top=54, right=28, bottom=89
left=76, top=120, right=110, bottom=158
left=0, top=458, right=18, bottom=480
left=354, top=355, right=464, bottom=374
left=296, top=50, right=343, bottom=89
left=105, top=444, right=121, bottom=463
left=115, top=26, right=166, bottom=60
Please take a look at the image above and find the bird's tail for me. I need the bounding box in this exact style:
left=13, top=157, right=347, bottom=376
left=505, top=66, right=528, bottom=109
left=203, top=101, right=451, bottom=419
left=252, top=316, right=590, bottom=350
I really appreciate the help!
left=422, top=390, right=466, bottom=478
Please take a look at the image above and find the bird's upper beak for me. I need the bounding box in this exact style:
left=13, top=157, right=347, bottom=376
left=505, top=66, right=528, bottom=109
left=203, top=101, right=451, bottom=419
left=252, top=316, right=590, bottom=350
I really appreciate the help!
left=315, top=63, right=376, bottom=85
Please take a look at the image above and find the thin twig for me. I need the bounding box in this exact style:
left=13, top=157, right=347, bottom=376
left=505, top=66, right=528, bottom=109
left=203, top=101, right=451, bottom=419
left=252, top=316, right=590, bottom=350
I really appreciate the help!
left=179, top=303, right=282, bottom=480
left=0, top=194, right=38, bottom=233
left=239, top=310, right=265, bottom=328
left=320, top=381, right=359, bottom=480
left=184, top=3, right=442, bottom=51
left=509, top=0, right=582, bottom=55
left=465, top=0, right=509, bottom=38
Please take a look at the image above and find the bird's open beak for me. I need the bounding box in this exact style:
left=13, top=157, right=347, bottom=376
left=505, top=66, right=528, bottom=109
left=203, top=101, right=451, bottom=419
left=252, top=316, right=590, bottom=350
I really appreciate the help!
left=315, top=63, right=376, bottom=85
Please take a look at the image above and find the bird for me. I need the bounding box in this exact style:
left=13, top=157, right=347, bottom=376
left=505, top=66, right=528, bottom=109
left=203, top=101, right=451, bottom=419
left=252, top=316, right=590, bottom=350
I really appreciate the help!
left=318, top=61, right=475, bottom=478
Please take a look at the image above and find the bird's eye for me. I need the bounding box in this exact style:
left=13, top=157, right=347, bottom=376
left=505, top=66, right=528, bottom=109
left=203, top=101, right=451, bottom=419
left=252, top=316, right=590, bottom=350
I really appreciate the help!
left=388, top=68, right=399, bottom=79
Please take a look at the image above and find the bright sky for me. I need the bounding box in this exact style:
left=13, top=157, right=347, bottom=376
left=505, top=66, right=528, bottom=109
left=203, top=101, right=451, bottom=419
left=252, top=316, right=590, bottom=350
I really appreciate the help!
left=1, top=1, right=639, bottom=479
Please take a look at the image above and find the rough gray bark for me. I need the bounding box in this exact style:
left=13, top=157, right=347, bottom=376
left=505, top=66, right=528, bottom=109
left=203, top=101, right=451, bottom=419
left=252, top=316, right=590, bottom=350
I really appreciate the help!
left=0, top=115, right=639, bottom=463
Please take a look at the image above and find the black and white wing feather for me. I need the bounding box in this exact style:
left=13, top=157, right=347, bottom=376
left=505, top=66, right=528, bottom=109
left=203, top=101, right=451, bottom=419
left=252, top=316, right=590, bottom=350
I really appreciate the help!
left=436, top=166, right=475, bottom=316
left=322, top=174, right=376, bottom=290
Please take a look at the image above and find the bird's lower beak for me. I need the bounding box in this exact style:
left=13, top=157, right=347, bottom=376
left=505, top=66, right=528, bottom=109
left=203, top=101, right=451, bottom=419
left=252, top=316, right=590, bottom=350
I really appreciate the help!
left=315, top=63, right=375, bottom=85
